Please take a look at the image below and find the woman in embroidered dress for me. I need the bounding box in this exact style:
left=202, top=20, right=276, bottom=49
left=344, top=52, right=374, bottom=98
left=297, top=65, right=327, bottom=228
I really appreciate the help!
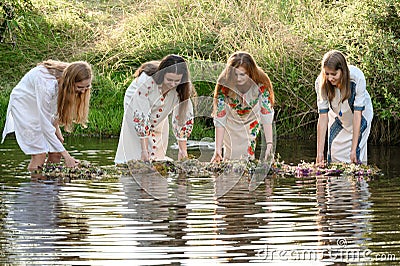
left=315, top=50, right=373, bottom=165
left=2, top=60, right=92, bottom=171
left=211, top=51, right=275, bottom=163
left=114, top=54, right=195, bottom=163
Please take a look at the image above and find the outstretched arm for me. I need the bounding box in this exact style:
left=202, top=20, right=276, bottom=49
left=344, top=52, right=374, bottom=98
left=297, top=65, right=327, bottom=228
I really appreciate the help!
left=177, top=140, right=188, bottom=160
left=262, top=123, right=273, bottom=161
left=316, top=113, right=328, bottom=165
left=61, top=150, right=79, bottom=168
left=350, top=110, right=362, bottom=163
left=140, top=138, right=150, bottom=161
left=53, top=119, right=64, bottom=143
left=172, top=99, right=194, bottom=161
left=211, top=127, right=224, bottom=163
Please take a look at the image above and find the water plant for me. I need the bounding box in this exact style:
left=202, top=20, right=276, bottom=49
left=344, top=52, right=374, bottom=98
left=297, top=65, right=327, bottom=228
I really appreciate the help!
left=32, top=161, right=121, bottom=181
left=124, top=158, right=382, bottom=179
left=272, top=160, right=382, bottom=178
left=1, top=0, right=398, bottom=143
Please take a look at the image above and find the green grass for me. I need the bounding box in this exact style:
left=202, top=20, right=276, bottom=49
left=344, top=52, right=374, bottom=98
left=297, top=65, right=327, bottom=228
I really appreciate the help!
left=1, top=0, right=399, bottom=143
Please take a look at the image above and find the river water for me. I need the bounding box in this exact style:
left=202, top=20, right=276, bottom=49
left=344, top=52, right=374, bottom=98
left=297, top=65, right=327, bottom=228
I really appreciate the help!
left=0, top=136, right=399, bottom=265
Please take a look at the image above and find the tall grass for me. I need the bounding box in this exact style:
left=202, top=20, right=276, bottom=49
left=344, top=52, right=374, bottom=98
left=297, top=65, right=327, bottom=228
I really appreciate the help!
left=1, top=0, right=399, bottom=143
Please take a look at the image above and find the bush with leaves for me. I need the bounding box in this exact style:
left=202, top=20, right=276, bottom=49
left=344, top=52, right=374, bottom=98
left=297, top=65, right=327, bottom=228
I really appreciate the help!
left=0, top=0, right=33, bottom=44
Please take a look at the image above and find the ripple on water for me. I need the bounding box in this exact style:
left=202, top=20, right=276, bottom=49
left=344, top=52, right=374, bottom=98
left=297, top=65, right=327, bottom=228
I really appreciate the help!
left=1, top=138, right=400, bottom=265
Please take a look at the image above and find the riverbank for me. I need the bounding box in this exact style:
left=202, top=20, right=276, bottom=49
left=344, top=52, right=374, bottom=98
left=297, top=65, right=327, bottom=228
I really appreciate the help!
left=1, top=0, right=399, bottom=143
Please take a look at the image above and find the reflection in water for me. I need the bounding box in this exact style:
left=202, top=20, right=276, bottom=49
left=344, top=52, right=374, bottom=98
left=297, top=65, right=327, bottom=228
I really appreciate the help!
left=2, top=181, right=62, bottom=263
left=316, top=175, right=372, bottom=263
left=0, top=137, right=399, bottom=265
left=212, top=176, right=275, bottom=262
left=244, top=175, right=375, bottom=265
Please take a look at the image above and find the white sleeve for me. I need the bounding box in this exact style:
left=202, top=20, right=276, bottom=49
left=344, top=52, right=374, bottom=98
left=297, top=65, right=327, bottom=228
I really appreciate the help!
left=258, top=85, right=274, bottom=125
left=172, top=99, right=194, bottom=141
left=315, top=75, right=329, bottom=114
left=213, top=88, right=228, bottom=128
left=35, top=74, right=65, bottom=152
left=125, top=74, right=152, bottom=138
left=350, top=65, right=366, bottom=111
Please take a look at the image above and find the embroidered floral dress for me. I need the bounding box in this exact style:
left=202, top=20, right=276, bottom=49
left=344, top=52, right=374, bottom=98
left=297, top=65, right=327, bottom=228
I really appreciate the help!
left=115, top=72, right=194, bottom=163
left=214, top=84, right=274, bottom=160
left=316, top=65, right=373, bottom=164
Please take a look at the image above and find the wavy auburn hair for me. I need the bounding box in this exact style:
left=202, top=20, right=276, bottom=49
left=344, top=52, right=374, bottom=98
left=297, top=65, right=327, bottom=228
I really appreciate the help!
left=213, top=51, right=274, bottom=114
left=54, top=61, right=92, bottom=132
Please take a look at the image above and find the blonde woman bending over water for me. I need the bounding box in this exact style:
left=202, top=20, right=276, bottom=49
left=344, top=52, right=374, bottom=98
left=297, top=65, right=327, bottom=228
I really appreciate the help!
left=2, top=60, right=93, bottom=171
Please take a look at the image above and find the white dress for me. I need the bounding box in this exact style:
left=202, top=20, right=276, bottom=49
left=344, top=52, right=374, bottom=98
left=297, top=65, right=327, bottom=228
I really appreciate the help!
left=114, top=72, right=194, bottom=163
left=2, top=66, right=64, bottom=154
left=316, top=65, right=373, bottom=164
left=213, top=83, right=274, bottom=160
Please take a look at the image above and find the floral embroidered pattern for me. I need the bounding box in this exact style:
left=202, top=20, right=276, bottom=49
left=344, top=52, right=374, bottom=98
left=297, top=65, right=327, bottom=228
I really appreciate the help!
left=215, top=85, right=274, bottom=122
left=217, top=86, right=257, bottom=117
left=132, top=110, right=150, bottom=137
left=247, top=120, right=260, bottom=157
left=229, top=97, right=252, bottom=116
left=248, top=139, right=256, bottom=156
left=260, top=88, right=272, bottom=115
left=216, top=97, right=227, bottom=118
left=214, top=85, right=273, bottom=158
left=173, top=114, right=194, bottom=139
left=249, top=120, right=259, bottom=137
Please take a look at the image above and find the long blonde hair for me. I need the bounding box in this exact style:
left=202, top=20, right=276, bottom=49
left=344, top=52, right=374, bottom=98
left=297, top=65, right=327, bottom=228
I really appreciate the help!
left=40, top=60, right=92, bottom=132
left=39, top=60, right=69, bottom=79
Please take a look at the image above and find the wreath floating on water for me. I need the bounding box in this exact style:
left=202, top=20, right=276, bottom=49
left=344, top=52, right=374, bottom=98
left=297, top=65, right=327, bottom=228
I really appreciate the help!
left=32, top=157, right=382, bottom=181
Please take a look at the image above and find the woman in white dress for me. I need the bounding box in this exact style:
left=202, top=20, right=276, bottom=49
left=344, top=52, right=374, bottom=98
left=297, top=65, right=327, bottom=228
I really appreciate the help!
left=2, top=60, right=92, bottom=171
left=211, top=51, right=275, bottom=162
left=114, top=54, right=195, bottom=163
left=315, top=50, right=373, bottom=164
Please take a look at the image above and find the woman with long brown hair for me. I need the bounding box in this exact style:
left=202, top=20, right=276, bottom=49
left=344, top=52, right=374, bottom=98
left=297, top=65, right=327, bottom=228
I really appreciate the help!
left=315, top=50, right=373, bottom=164
left=2, top=60, right=92, bottom=171
left=211, top=51, right=275, bottom=162
left=114, top=54, right=196, bottom=163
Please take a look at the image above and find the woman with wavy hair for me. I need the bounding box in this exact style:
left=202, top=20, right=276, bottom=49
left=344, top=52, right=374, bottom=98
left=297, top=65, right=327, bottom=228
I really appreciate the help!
left=211, top=51, right=275, bottom=162
left=2, top=60, right=92, bottom=171
left=315, top=50, right=373, bottom=164
left=115, top=54, right=196, bottom=163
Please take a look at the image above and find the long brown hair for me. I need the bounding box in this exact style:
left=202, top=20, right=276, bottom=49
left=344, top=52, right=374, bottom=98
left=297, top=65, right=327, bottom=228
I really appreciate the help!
left=319, top=50, right=350, bottom=102
left=55, top=61, right=92, bottom=132
left=153, top=55, right=195, bottom=102
left=151, top=54, right=196, bottom=124
left=213, top=51, right=274, bottom=114
left=134, top=60, right=160, bottom=77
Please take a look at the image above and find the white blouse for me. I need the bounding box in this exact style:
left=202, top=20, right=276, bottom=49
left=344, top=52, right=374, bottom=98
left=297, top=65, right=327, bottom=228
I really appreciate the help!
left=316, top=65, right=372, bottom=131
left=2, top=66, right=64, bottom=154
left=114, top=72, right=194, bottom=163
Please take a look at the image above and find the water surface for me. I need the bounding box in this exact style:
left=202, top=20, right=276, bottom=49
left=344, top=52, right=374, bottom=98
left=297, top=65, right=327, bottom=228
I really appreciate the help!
left=1, top=136, right=399, bottom=265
